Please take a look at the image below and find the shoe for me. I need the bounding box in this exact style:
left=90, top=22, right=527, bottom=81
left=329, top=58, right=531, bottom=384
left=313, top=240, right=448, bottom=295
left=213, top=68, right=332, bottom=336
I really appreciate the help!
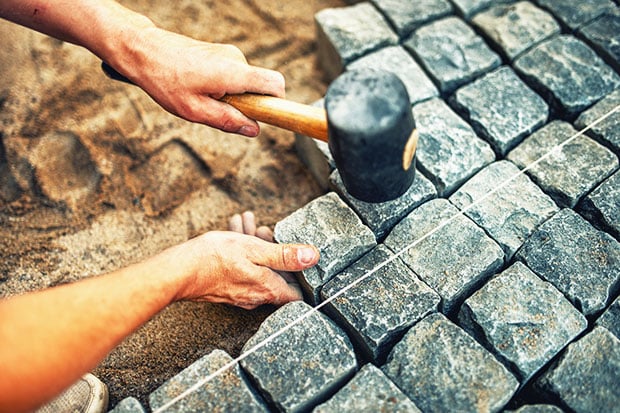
left=36, top=373, right=109, bottom=413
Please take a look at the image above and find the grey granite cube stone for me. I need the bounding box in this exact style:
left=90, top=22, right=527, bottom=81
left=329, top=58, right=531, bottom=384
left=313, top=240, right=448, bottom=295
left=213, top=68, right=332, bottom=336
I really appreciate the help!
left=516, top=208, right=620, bottom=316
left=535, top=0, right=617, bottom=30
left=458, top=262, right=587, bottom=383
left=451, top=66, right=549, bottom=156
left=597, top=296, right=620, bottom=339
left=412, top=98, right=496, bottom=197
left=329, top=169, right=436, bottom=240
left=403, top=16, right=501, bottom=93
left=506, top=405, right=564, bottom=413
left=347, top=45, right=439, bottom=105
left=108, top=397, right=146, bottom=413
left=240, top=301, right=358, bottom=413
left=313, top=363, right=421, bottom=412
left=451, top=0, right=515, bottom=18
left=449, top=160, right=559, bottom=259
left=369, top=0, right=453, bottom=37
left=321, top=245, right=440, bottom=362
left=149, top=349, right=267, bottom=413
left=472, top=1, right=561, bottom=61
left=535, top=326, right=620, bottom=413
left=574, top=88, right=620, bottom=156
left=315, top=2, right=399, bottom=80
left=383, top=313, right=519, bottom=413
left=578, top=169, right=620, bottom=240
left=579, top=8, right=620, bottom=72
left=384, top=199, right=505, bottom=314
left=514, top=35, right=620, bottom=118
left=274, top=192, right=376, bottom=304
left=506, top=121, right=619, bottom=208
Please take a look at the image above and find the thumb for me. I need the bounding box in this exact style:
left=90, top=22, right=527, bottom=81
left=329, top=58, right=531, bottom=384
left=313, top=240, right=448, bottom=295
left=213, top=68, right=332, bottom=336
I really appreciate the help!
left=250, top=241, right=320, bottom=272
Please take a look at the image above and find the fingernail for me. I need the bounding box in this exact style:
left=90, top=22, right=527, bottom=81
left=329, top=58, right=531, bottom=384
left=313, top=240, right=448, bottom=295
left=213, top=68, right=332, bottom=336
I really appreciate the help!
left=297, top=247, right=318, bottom=266
left=238, top=125, right=259, bottom=137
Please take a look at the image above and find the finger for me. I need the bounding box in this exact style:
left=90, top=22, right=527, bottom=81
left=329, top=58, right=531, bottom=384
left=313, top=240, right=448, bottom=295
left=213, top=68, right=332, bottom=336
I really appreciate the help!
left=185, top=95, right=260, bottom=137
left=242, top=211, right=257, bottom=236
left=256, top=226, right=273, bottom=242
left=229, top=213, right=243, bottom=233
left=248, top=240, right=320, bottom=272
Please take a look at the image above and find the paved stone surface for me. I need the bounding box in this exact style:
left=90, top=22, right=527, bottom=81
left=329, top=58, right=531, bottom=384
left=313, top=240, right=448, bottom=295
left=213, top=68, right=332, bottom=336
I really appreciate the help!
left=472, top=1, right=560, bottom=61
left=347, top=45, right=438, bottom=105
left=370, top=0, right=452, bottom=38
left=403, top=16, right=501, bottom=93
left=108, top=397, right=146, bottom=413
left=383, top=313, right=519, bottom=413
left=451, top=66, right=549, bottom=156
left=451, top=0, right=514, bottom=18
left=598, top=296, right=620, bottom=339
left=149, top=350, right=267, bottom=412
left=535, top=0, right=617, bottom=30
left=507, top=120, right=619, bottom=208
left=574, top=88, right=620, bottom=155
left=330, top=169, right=436, bottom=240
left=516, top=208, right=620, bottom=316
left=506, top=405, right=563, bottom=413
left=412, top=98, right=496, bottom=197
left=579, top=8, right=620, bottom=72
left=535, top=326, right=620, bottom=413
left=384, top=199, right=504, bottom=314
left=458, top=262, right=587, bottom=383
left=240, top=301, right=357, bottom=413
left=274, top=192, right=376, bottom=304
left=449, top=160, right=559, bottom=259
left=578, top=169, right=620, bottom=240
left=514, top=35, right=620, bottom=118
left=313, top=363, right=421, bottom=412
left=321, top=245, right=440, bottom=362
left=315, top=2, right=398, bottom=80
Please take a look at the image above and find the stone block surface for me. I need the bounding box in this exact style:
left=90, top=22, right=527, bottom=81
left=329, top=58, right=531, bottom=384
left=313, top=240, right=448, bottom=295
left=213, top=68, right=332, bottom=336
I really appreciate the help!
left=451, top=66, right=549, bottom=156
left=597, top=296, right=620, bottom=339
left=536, top=326, right=620, bottom=413
left=574, top=88, right=620, bottom=155
left=384, top=199, right=504, bottom=314
left=579, top=8, right=620, bottom=72
left=383, top=313, right=519, bottom=413
left=240, top=301, right=358, bottom=413
left=514, top=35, right=620, bottom=118
left=321, top=245, right=440, bottom=362
left=507, top=121, right=619, bottom=208
left=330, top=169, right=436, bottom=240
left=473, top=1, right=560, bottom=61
left=516, top=208, right=620, bottom=316
left=347, top=45, right=438, bottom=105
left=313, top=363, right=421, bottom=412
left=274, top=192, right=376, bottom=304
left=403, top=16, right=501, bottom=93
left=315, top=2, right=399, bottom=80
left=578, top=170, right=620, bottom=240
left=149, top=349, right=267, bottom=413
left=507, top=405, right=563, bottom=413
left=412, top=98, right=496, bottom=197
left=535, top=0, right=617, bottom=30
left=451, top=0, right=514, bottom=18
left=449, top=160, right=559, bottom=259
left=369, top=0, right=453, bottom=37
left=458, top=262, right=587, bottom=383
left=108, top=397, right=146, bottom=413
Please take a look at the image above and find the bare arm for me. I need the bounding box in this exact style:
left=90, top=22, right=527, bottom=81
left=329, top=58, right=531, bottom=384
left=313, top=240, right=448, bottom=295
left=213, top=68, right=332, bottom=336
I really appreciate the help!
left=0, top=0, right=285, bottom=136
left=0, top=231, right=318, bottom=412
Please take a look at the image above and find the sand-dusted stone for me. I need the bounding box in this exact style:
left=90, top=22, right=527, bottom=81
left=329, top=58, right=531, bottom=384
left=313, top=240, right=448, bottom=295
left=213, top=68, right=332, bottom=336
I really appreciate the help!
left=347, top=45, right=438, bottom=105
left=451, top=66, right=549, bottom=156
left=598, top=296, right=620, bottom=339
left=315, top=3, right=398, bottom=80
left=412, top=98, right=496, bottom=197
left=240, top=301, right=358, bottom=413
left=535, top=327, right=620, bottom=413
left=535, top=0, right=617, bottom=30
left=0, top=139, right=21, bottom=202
left=449, top=160, right=559, bottom=258
left=321, top=245, right=440, bottom=362
left=450, top=0, right=514, bottom=18
left=313, top=364, right=421, bottom=412
left=506, top=405, right=563, bottom=413
left=149, top=350, right=267, bottom=412
left=472, top=1, right=561, bottom=61
left=579, top=9, right=620, bottom=72
left=330, top=169, right=436, bottom=240
left=403, top=16, right=501, bottom=93
left=383, top=313, right=519, bottom=412
left=384, top=199, right=504, bottom=314
left=506, top=121, right=619, bottom=208
left=369, top=0, right=453, bottom=37
left=574, top=88, right=620, bottom=155
left=578, top=170, right=620, bottom=240
left=516, top=208, right=620, bottom=316
left=514, top=35, right=620, bottom=118
left=458, top=262, right=587, bottom=383
left=108, top=397, right=146, bottom=413
left=274, top=192, right=376, bottom=304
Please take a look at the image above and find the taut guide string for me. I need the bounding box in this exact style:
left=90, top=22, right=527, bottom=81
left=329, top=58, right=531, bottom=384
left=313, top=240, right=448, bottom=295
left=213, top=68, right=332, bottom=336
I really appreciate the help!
left=154, top=103, right=620, bottom=412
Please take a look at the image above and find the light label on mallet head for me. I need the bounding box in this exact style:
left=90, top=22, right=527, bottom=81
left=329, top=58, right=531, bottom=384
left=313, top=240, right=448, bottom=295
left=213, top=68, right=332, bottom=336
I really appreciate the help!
left=402, top=128, right=418, bottom=171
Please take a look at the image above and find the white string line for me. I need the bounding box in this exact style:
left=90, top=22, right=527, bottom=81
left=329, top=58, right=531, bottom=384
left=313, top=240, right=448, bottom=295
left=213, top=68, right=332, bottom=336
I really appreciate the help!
left=154, top=103, right=619, bottom=412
